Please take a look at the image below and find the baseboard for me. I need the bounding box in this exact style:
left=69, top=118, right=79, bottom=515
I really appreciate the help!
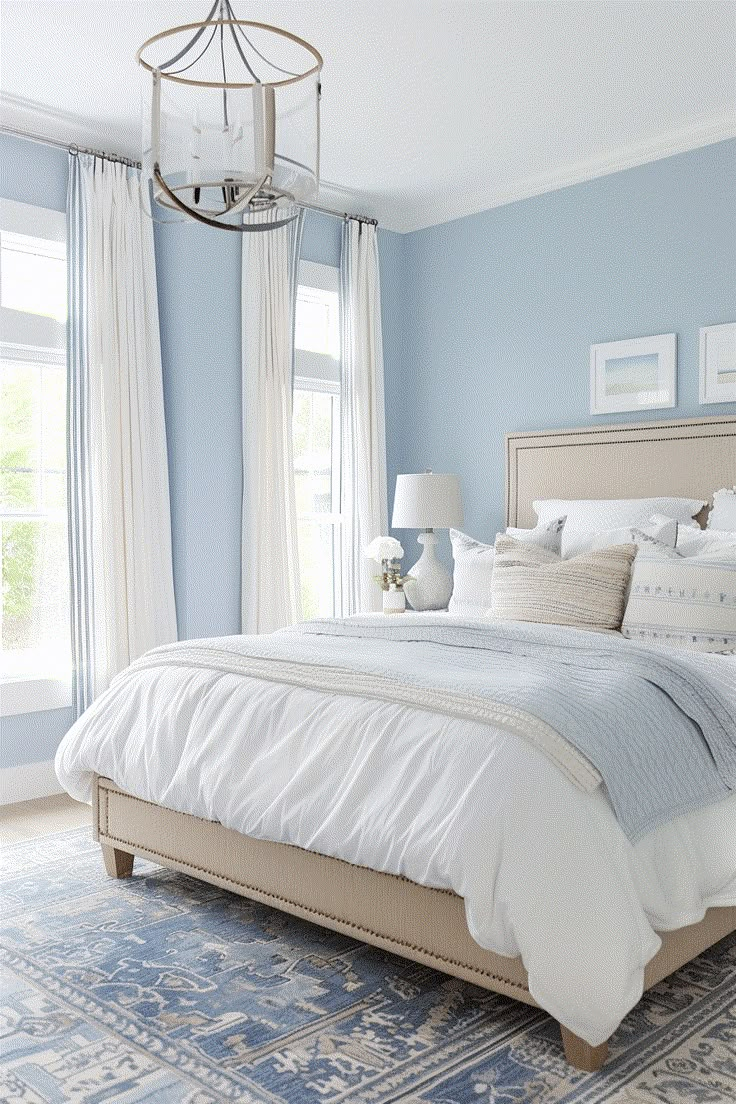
left=0, top=760, right=63, bottom=806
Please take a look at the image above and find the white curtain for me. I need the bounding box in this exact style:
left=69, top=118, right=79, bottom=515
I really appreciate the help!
left=241, top=210, right=305, bottom=633
left=67, top=153, right=177, bottom=714
left=340, top=220, right=388, bottom=614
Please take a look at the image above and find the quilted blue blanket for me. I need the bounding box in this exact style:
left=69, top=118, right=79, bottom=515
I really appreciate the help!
left=296, top=618, right=736, bottom=840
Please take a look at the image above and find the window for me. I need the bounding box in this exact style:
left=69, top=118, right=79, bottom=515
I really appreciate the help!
left=293, top=261, right=342, bottom=619
left=1, top=198, right=70, bottom=714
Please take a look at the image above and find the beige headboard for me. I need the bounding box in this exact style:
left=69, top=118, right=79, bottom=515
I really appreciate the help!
left=506, top=415, right=736, bottom=529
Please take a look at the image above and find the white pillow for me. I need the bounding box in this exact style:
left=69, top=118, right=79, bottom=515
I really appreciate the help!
left=676, top=528, right=736, bottom=557
left=490, top=536, right=637, bottom=630
left=505, top=515, right=567, bottom=555
left=569, top=514, right=678, bottom=558
left=534, top=497, right=704, bottom=558
left=621, top=544, right=736, bottom=652
left=450, top=520, right=567, bottom=614
left=707, top=487, right=736, bottom=532
left=449, top=530, right=496, bottom=615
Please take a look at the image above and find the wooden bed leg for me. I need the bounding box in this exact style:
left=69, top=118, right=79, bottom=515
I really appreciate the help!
left=101, top=844, right=134, bottom=879
left=560, top=1026, right=609, bottom=1071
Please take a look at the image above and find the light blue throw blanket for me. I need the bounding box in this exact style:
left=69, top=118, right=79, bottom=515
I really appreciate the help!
left=136, top=617, right=736, bottom=842
left=294, top=618, right=736, bottom=842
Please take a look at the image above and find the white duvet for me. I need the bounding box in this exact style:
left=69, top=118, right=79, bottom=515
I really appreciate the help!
left=55, top=628, right=736, bottom=1047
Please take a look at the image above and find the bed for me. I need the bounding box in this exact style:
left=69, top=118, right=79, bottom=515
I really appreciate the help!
left=57, top=414, right=736, bottom=1072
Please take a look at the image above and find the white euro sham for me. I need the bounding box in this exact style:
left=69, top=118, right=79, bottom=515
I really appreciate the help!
left=534, top=497, right=704, bottom=558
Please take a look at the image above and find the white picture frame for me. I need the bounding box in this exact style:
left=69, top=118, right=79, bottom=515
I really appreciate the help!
left=590, top=333, right=676, bottom=416
left=699, top=323, right=736, bottom=405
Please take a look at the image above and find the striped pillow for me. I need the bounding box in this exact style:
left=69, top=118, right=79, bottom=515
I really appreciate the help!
left=621, top=545, right=736, bottom=652
left=490, top=536, right=637, bottom=630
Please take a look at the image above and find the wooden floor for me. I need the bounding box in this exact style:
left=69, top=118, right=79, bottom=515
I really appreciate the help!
left=0, top=792, right=91, bottom=844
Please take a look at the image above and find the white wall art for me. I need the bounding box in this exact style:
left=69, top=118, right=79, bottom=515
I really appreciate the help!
left=590, top=333, right=676, bottom=415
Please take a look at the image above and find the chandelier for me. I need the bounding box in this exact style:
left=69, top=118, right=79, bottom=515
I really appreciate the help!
left=137, top=0, right=322, bottom=231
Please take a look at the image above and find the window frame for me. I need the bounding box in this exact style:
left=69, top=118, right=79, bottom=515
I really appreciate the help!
left=1, top=198, right=71, bottom=716
left=293, top=260, right=343, bottom=620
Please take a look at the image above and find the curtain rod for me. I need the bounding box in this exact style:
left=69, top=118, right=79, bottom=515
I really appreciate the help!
left=0, top=124, right=378, bottom=226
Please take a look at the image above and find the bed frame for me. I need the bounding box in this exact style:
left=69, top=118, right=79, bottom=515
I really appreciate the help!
left=95, top=414, right=736, bottom=1072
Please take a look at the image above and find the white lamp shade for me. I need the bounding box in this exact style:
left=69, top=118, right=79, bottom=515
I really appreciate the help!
left=391, top=473, right=464, bottom=529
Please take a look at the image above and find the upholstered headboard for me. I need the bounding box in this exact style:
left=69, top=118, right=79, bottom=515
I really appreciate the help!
left=506, top=415, right=736, bottom=529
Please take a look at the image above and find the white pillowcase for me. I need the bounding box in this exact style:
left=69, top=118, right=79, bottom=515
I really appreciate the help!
left=568, top=514, right=678, bottom=557
left=707, top=487, right=736, bottom=533
left=676, top=528, right=736, bottom=557
left=450, top=519, right=567, bottom=614
left=534, top=497, right=704, bottom=558
left=621, top=544, right=736, bottom=652
left=505, top=515, right=567, bottom=555
left=491, top=536, right=636, bottom=630
left=449, top=530, right=496, bottom=616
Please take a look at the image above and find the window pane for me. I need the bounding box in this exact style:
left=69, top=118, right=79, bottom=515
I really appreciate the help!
left=293, top=389, right=334, bottom=514
left=0, top=232, right=67, bottom=323
left=295, top=286, right=339, bottom=357
left=0, top=360, right=41, bottom=511
left=1, top=226, right=69, bottom=679
left=1, top=518, right=70, bottom=676
left=297, top=520, right=336, bottom=619
left=41, top=364, right=67, bottom=475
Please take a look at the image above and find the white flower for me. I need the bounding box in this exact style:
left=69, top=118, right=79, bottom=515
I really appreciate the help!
left=364, top=536, right=404, bottom=563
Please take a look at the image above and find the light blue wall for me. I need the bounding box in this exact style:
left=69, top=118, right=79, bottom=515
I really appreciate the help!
left=388, top=139, right=736, bottom=561
left=0, top=132, right=68, bottom=210
left=157, top=207, right=404, bottom=640
left=154, top=218, right=243, bottom=639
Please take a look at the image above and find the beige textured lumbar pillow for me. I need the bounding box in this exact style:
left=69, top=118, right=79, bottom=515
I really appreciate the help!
left=490, top=535, right=637, bottom=630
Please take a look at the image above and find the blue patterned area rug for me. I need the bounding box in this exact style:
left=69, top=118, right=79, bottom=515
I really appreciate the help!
left=1, top=828, right=734, bottom=1104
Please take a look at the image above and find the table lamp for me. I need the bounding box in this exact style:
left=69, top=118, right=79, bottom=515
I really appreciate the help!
left=391, top=471, right=463, bottom=610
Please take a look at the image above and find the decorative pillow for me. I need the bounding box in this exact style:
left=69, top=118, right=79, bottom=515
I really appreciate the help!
left=449, top=530, right=496, bottom=616
left=621, top=545, right=736, bottom=652
left=489, top=535, right=637, bottom=630
left=449, top=520, right=567, bottom=614
left=505, top=515, right=567, bottom=555
left=707, top=487, right=736, bottom=532
left=533, top=497, right=704, bottom=558
left=572, top=514, right=678, bottom=557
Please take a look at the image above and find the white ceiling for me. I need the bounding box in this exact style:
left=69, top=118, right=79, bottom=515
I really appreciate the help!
left=1, top=1, right=735, bottom=232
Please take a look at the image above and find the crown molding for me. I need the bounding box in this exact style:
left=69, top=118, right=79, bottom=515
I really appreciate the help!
left=3, top=94, right=734, bottom=235
left=398, top=113, right=736, bottom=233
left=1, top=93, right=140, bottom=160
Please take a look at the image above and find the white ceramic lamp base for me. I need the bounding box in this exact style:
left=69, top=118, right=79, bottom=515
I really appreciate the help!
left=404, top=530, right=452, bottom=611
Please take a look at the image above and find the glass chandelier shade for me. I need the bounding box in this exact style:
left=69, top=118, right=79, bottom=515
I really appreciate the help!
left=137, top=0, right=322, bottom=231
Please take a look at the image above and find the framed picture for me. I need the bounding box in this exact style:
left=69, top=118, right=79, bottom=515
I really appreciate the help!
left=590, top=334, right=677, bottom=416
left=699, top=323, right=736, bottom=405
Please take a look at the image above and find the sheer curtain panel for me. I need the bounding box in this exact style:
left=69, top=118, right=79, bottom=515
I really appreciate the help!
left=241, top=210, right=305, bottom=634
left=67, top=153, right=177, bottom=715
left=340, top=220, right=388, bottom=614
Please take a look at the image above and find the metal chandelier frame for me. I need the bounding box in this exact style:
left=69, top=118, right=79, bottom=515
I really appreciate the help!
left=136, top=0, right=323, bottom=231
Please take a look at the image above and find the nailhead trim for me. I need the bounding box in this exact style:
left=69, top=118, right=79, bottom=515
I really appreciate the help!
left=97, top=782, right=457, bottom=893
left=96, top=782, right=532, bottom=996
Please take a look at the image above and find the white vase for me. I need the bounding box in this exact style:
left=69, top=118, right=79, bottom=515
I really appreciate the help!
left=383, top=586, right=406, bottom=614
left=404, top=530, right=452, bottom=611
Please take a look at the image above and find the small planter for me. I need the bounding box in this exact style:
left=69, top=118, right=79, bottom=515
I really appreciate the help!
left=383, top=585, right=406, bottom=614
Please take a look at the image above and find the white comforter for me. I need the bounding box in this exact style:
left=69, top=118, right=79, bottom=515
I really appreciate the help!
left=55, top=624, right=736, bottom=1047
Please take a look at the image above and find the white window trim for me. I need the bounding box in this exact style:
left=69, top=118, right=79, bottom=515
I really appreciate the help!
left=299, top=259, right=339, bottom=295
left=294, top=374, right=339, bottom=396
left=295, top=260, right=340, bottom=386
left=1, top=199, right=71, bottom=716
left=1, top=677, right=72, bottom=717
left=0, top=198, right=66, bottom=243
